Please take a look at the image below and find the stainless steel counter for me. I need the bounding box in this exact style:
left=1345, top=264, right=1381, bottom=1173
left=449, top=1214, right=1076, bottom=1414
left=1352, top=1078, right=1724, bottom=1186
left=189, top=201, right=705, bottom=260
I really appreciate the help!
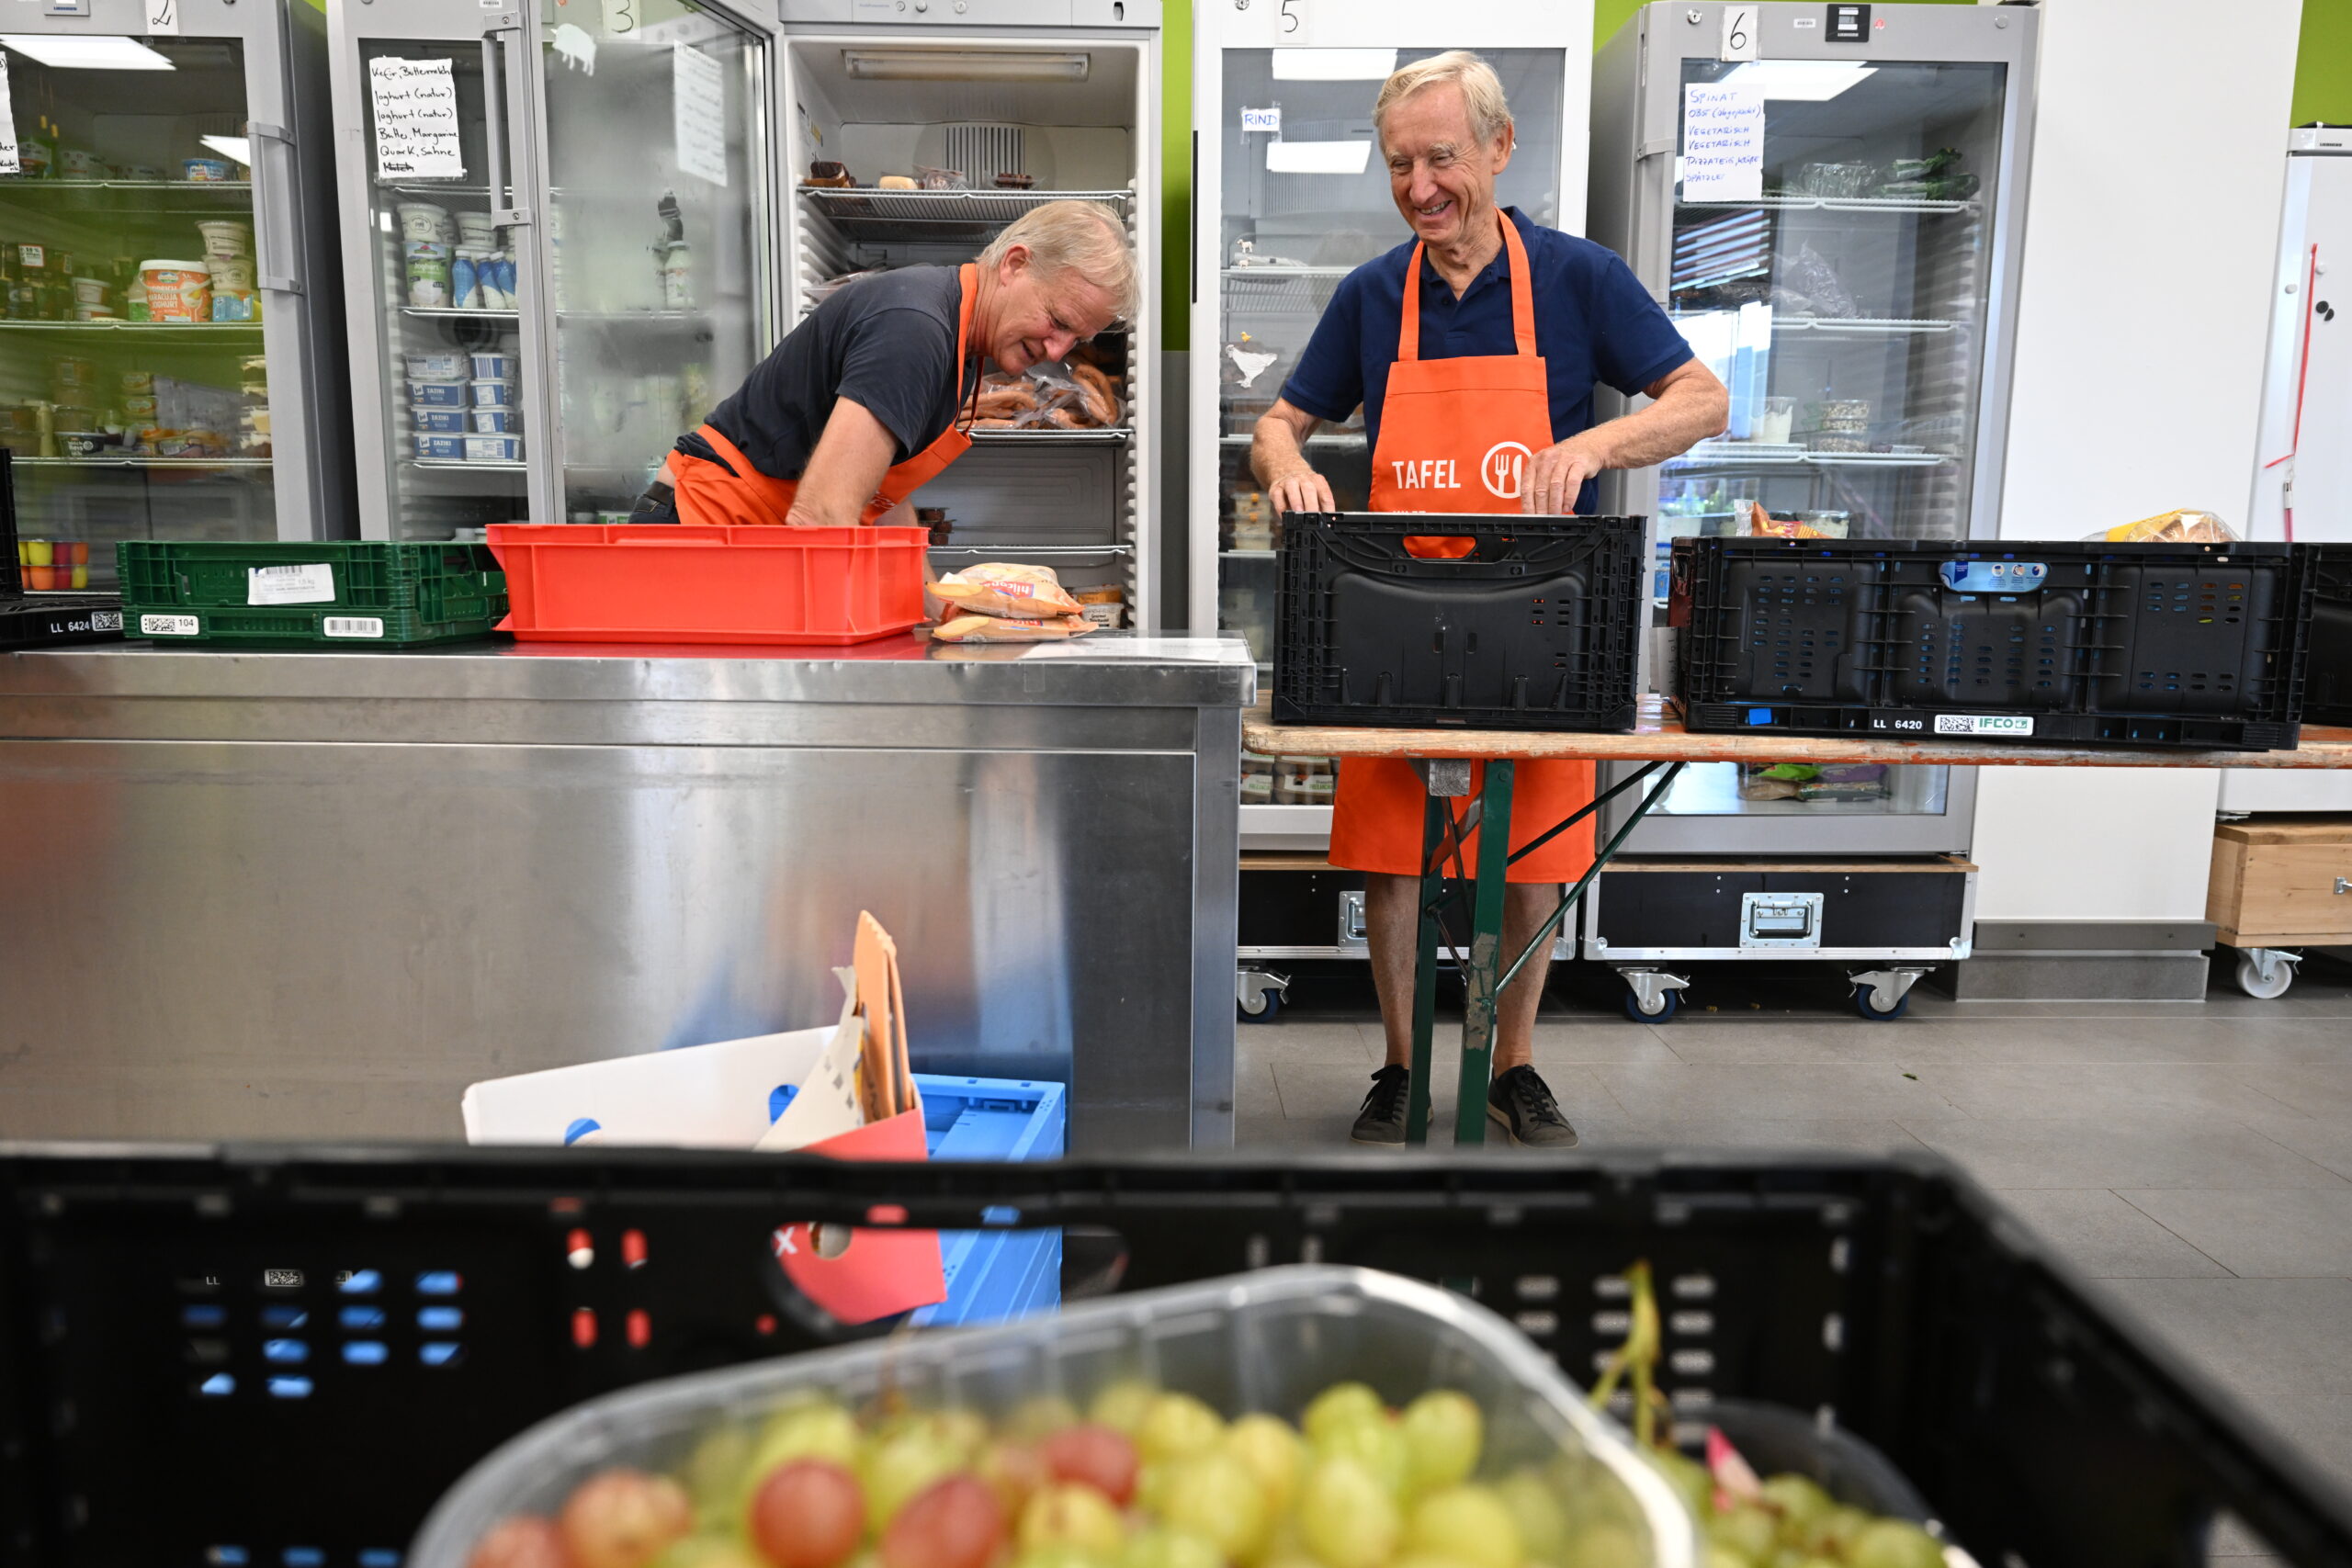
left=0, top=635, right=1251, bottom=1153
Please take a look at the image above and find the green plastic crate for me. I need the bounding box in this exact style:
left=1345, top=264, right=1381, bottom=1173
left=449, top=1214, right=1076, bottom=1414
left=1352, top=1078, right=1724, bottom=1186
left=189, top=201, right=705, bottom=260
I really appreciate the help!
left=118, top=541, right=507, bottom=649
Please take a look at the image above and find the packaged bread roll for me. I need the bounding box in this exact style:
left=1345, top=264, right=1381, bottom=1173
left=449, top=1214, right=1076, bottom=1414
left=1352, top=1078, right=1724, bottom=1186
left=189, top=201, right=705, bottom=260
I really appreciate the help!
left=928, top=561, right=1084, bottom=619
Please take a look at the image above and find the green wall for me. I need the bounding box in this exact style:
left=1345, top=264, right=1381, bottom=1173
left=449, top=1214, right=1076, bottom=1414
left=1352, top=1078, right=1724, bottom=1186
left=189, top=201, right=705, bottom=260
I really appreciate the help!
left=2294, top=0, right=2352, bottom=125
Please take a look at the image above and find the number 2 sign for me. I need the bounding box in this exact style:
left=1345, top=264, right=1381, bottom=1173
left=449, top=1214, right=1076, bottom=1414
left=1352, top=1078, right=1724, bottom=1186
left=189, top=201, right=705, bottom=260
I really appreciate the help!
left=1719, top=6, right=1758, bottom=61
left=148, top=0, right=180, bottom=37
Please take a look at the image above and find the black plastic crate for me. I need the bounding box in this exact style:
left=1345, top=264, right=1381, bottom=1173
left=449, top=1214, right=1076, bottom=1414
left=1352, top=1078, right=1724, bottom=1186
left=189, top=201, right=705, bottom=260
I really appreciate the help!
left=1274, top=513, right=1645, bottom=730
left=1672, top=536, right=2315, bottom=750
left=0, top=451, right=122, bottom=649
left=2308, top=544, right=2352, bottom=726
left=5, top=1146, right=2352, bottom=1568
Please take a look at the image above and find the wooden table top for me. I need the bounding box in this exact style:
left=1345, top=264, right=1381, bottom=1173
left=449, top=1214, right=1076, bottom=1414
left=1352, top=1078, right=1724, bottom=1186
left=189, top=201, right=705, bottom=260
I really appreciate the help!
left=1243, top=697, right=2352, bottom=769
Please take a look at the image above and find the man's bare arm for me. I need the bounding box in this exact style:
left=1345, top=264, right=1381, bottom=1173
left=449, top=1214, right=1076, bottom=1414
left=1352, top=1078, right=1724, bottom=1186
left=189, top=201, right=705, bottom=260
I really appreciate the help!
left=1521, top=358, right=1731, bottom=515
left=1250, top=398, right=1339, bottom=514
left=785, top=396, right=902, bottom=527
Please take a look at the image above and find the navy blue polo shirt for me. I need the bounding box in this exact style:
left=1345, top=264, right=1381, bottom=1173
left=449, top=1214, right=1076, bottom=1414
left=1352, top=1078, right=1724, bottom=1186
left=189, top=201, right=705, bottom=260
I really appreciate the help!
left=1279, top=207, right=1693, bottom=514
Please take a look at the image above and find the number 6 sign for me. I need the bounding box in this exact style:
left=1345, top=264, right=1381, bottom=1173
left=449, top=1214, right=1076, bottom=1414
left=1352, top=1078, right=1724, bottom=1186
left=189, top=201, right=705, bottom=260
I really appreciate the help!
left=1720, top=6, right=1758, bottom=61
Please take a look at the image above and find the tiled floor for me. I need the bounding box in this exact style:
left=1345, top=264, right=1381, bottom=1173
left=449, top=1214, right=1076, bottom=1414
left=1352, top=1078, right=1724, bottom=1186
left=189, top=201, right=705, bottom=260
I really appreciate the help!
left=1235, top=955, right=2352, bottom=1565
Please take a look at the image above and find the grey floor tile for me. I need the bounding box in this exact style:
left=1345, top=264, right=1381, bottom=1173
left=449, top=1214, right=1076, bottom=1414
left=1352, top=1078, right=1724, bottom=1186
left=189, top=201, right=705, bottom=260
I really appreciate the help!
left=1234, top=1021, right=1378, bottom=1067
left=1987, top=1188, right=2231, bottom=1278
left=2237, top=1393, right=2352, bottom=1494
left=2231, top=1064, right=2352, bottom=1120
left=1592, top=1061, right=1967, bottom=1122
left=2119, top=1189, right=2352, bottom=1278
left=2097, top=1278, right=2352, bottom=1401
left=1231, top=1058, right=1283, bottom=1121
left=1527, top=1023, right=1686, bottom=1066
left=1909, top=1063, right=2320, bottom=1123
left=1904, top=1119, right=2352, bottom=1190
left=2236, top=1115, right=2352, bottom=1182
left=1588, top=1118, right=1933, bottom=1157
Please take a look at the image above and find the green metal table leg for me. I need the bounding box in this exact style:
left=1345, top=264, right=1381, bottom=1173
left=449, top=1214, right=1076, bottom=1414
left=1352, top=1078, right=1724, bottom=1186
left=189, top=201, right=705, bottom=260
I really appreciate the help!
left=1452, top=761, right=1516, bottom=1146
left=1404, top=790, right=1446, bottom=1145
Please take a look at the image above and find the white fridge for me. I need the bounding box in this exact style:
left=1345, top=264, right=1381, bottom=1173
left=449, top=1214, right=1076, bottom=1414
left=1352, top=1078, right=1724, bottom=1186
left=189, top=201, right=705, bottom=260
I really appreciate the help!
left=775, top=0, right=1161, bottom=629
left=1188, top=0, right=1593, bottom=852
left=0, top=0, right=350, bottom=584
left=332, top=0, right=783, bottom=540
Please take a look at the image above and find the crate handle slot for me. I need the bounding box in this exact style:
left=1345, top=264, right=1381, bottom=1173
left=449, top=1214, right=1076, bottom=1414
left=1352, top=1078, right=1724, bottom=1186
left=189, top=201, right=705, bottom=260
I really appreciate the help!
left=613, top=538, right=724, bottom=547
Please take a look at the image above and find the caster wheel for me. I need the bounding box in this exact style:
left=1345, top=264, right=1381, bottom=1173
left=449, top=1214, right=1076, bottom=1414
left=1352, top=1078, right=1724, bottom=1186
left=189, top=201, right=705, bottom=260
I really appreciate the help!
left=1855, top=988, right=1911, bottom=1021
left=2236, top=953, right=2296, bottom=1000
left=1238, top=987, right=1283, bottom=1022
left=1623, top=987, right=1679, bottom=1022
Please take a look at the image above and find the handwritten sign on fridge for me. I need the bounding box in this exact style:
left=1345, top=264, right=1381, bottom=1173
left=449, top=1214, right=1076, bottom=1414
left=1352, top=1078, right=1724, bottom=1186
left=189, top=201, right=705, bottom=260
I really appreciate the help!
left=673, top=42, right=729, bottom=186
left=1680, top=83, right=1764, bottom=202
left=368, top=57, right=465, bottom=182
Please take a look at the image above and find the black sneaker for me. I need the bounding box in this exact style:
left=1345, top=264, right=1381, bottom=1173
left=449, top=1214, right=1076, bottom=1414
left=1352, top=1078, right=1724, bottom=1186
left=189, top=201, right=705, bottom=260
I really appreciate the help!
left=1487, top=1065, right=1579, bottom=1148
left=1350, top=1065, right=1412, bottom=1145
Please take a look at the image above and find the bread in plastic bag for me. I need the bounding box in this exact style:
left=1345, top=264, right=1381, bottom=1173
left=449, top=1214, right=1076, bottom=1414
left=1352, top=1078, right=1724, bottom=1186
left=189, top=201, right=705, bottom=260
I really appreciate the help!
left=928, top=612, right=1096, bottom=643
left=2093, top=508, right=2237, bottom=544
left=928, top=561, right=1084, bottom=620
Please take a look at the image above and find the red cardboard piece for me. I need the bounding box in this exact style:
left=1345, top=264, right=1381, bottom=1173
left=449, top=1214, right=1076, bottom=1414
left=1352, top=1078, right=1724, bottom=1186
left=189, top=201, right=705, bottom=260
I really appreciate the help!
left=772, top=1103, right=945, bottom=1324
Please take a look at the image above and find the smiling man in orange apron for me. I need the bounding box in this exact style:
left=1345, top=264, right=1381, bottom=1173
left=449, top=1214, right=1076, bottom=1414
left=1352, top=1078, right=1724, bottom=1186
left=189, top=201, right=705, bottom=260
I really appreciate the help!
left=632, top=201, right=1134, bottom=530
left=1251, top=52, right=1727, bottom=1146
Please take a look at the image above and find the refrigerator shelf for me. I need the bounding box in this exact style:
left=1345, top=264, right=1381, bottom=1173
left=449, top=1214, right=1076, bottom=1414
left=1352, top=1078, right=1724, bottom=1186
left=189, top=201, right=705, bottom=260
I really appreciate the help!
left=927, top=544, right=1132, bottom=559
left=401, top=307, right=520, bottom=322
left=800, top=186, right=1135, bottom=243
left=967, top=426, right=1131, bottom=446
left=1671, top=314, right=1962, bottom=335
left=378, top=183, right=494, bottom=198
left=0, top=178, right=254, bottom=213
left=1677, top=195, right=1977, bottom=215
left=13, top=456, right=270, bottom=469
left=406, top=458, right=528, bottom=473
left=1221, top=548, right=1276, bottom=559
left=1667, top=445, right=1954, bottom=470
left=1216, top=432, right=1365, bottom=446
left=0, top=319, right=262, bottom=335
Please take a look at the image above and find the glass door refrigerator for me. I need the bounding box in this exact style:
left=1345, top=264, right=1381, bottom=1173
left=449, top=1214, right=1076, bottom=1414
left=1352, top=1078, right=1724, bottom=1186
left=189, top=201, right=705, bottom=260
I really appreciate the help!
left=775, top=1, right=1160, bottom=630
left=0, top=1, right=348, bottom=591
left=1190, top=1, right=1589, bottom=854
left=1587, top=1, right=2040, bottom=858
left=333, top=0, right=779, bottom=541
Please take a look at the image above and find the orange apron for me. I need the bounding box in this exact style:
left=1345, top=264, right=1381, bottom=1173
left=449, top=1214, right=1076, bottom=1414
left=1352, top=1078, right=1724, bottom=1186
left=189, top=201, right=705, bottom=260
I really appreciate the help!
left=673, top=263, right=978, bottom=527
left=1328, top=216, right=1596, bottom=886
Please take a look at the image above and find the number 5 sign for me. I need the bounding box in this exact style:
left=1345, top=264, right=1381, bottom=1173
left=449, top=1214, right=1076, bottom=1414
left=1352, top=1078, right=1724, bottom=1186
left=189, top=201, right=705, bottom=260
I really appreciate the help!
left=147, top=0, right=180, bottom=37
left=1719, top=6, right=1758, bottom=61
left=1271, top=0, right=1311, bottom=46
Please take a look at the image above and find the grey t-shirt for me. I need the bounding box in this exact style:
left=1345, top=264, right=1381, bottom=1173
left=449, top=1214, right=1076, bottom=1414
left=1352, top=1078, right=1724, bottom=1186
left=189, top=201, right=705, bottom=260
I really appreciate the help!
left=700, top=265, right=978, bottom=479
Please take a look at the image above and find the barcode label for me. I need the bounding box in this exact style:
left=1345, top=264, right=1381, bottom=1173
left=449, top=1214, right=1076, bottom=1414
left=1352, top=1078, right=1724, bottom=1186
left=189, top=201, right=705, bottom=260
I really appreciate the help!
left=248, top=562, right=336, bottom=605
left=91, top=610, right=121, bottom=632
left=1934, top=714, right=2034, bottom=737
left=323, top=616, right=384, bottom=639
left=141, top=614, right=199, bottom=637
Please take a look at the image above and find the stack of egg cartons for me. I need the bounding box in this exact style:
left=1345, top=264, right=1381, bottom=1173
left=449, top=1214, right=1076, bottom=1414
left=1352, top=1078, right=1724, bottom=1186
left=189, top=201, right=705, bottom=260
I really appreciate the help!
left=464, top=337, right=521, bottom=464
left=405, top=349, right=470, bottom=461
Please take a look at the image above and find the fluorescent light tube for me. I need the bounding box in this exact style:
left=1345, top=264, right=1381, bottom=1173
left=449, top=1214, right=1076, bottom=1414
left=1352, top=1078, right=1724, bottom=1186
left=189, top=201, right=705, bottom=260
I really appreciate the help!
left=198, top=135, right=251, bottom=166
left=1271, top=49, right=1397, bottom=82
left=842, top=50, right=1088, bottom=83
left=1266, top=139, right=1371, bottom=175
left=0, top=34, right=175, bottom=71
left=1718, top=61, right=1874, bottom=100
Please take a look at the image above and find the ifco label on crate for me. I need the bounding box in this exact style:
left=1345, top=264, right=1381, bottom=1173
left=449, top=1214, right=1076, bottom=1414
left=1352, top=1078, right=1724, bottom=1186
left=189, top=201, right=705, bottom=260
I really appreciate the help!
left=140, top=614, right=199, bottom=637
left=1936, top=714, right=2035, bottom=737
left=322, top=617, right=386, bottom=639
left=247, top=563, right=336, bottom=606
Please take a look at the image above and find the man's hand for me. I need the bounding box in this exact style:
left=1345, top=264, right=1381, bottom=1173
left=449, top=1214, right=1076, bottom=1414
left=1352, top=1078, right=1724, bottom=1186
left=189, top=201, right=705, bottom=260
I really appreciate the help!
left=1521, top=435, right=1607, bottom=515
left=1267, top=467, right=1337, bottom=515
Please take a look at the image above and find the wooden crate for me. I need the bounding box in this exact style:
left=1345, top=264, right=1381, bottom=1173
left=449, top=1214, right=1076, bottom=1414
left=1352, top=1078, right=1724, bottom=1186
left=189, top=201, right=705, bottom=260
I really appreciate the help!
left=2208, top=816, right=2352, bottom=947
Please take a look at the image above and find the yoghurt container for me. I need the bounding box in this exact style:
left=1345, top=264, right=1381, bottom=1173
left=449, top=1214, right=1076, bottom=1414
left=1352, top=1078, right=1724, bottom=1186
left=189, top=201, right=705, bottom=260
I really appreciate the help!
left=396, top=201, right=455, bottom=244
left=463, top=434, right=522, bottom=463
left=414, top=434, right=468, bottom=461
left=183, top=157, right=235, bottom=184
left=122, top=164, right=165, bottom=183
left=408, top=379, right=468, bottom=408
left=60, top=149, right=106, bottom=179
left=121, top=394, right=158, bottom=420
left=468, top=408, right=514, bottom=434
left=70, top=276, right=109, bottom=307
left=456, top=211, right=498, bottom=246
left=205, top=254, right=257, bottom=321
left=403, top=350, right=468, bottom=382
left=138, top=259, right=211, bottom=323
left=469, top=353, right=515, bottom=381
left=469, top=378, right=514, bottom=409
left=412, top=407, right=466, bottom=434
left=451, top=252, right=481, bottom=310
left=405, top=241, right=451, bottom=308
left=197, top=220, right=253, bottom=260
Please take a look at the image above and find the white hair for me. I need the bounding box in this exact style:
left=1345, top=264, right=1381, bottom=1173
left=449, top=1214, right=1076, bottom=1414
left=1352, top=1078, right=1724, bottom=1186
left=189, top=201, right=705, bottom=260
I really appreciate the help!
left=1373, top=50, right=1514, bottom=151
left=978, top=199, right=1137, bottom=321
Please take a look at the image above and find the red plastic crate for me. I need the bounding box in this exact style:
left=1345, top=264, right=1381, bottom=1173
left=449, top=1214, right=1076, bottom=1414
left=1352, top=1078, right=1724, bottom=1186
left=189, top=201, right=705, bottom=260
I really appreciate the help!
left=486, top=524, right=930, bottom=646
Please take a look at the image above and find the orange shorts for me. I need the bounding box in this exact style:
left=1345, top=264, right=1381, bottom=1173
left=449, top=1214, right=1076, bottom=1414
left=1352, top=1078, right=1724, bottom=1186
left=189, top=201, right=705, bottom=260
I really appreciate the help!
left=1327, top=757, right=1597, bottom=885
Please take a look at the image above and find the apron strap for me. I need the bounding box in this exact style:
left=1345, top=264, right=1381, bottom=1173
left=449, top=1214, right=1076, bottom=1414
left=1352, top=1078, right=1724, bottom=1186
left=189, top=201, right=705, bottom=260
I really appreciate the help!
left=1395, top=211, right=1539, bottom=364
left=951, top=262, right=981, bottom=433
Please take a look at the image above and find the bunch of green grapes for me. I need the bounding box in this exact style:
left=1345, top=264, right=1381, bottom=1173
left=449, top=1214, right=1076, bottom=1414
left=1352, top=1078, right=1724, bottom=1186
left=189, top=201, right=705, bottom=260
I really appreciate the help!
left=464, top=1380, right=1662, bottom=1568
left=1639, top=1450, right=1945, bottom=1568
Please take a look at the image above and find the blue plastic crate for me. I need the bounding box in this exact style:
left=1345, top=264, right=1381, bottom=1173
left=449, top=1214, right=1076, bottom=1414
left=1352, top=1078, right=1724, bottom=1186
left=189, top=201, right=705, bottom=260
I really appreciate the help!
left=907, top=1074, right=1065, bottom=1328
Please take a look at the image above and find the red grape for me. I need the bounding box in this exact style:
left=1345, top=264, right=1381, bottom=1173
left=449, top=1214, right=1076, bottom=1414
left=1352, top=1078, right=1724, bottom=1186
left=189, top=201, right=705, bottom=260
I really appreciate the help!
left=559, top=1471, right=692, bottom=1568
left=749, top=1460, right=866, bottom=1568
left=879, top=1474, right=1007, bottom=1568
left=1038, top=1424, right=1140, bottom=1506
left=466, top=1517, right=573, bottom=1568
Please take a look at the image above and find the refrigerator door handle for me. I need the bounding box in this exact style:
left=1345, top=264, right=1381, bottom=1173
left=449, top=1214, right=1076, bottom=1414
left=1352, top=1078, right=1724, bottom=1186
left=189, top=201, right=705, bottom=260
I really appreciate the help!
left=482, top=24, right=535, bottom=229
left=247, top=121, right=302, bottom=296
